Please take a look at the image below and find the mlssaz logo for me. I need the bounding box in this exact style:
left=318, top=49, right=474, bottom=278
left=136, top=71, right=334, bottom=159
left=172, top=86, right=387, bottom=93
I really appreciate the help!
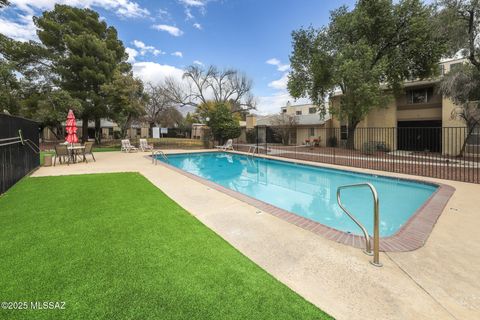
left=30, top=301, right=66, bottom=310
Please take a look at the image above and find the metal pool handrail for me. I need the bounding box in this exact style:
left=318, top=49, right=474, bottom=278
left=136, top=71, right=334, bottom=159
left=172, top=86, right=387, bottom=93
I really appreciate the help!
left=336, top=183, right=382, bottom=267
left=247, top=145, right=258, bottom=157
left=0, top=130, right=40, bottom=154
left=152, top=150, right=168, bottom=165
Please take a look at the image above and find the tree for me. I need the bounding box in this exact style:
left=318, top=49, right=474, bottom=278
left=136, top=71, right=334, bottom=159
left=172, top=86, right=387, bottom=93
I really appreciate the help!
left=101, top=71, right=147, bottom=139
left=157, top=107, right=184, bottom=128
left=205, top=102, right=241, bottom=144
left=288, top=0, right=444, bottom=148
left=33, top=4, right=130, bottom=142
left=436, top=0, right=480, bottom=69
left=0, top=0, right=9, bottom=8
left=164, top=65, right=256, bottom=113
left=0, top=61, right=21, bottom=114
left=21, top=89, right=83, bottom=140
left=436, top=0, right=480, bottom=155
left=144, top=82, right=173, bottom=127
left=270, top=113, right=298, bottom=145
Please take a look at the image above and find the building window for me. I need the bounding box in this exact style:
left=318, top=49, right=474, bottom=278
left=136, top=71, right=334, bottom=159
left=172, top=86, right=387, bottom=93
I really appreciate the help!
left=406, top=87, right=433, bottom=104
left=282, top=108, right=287, bottom=113
left=438, top=64, right=445, bottom=75
left=309, top=128, right=315, bottom=136
left=136, top=128, right=141, bottom=137
left=108, top=128, right=113, bottom=137
left=309, top=107, right=316, bottom=114
left=340, top=125, right=348, bottom=140
left=296, top=110, right=302, bottom=115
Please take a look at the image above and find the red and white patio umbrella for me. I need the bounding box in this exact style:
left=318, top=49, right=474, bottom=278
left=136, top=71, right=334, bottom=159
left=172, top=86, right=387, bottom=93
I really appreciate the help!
left=65, top=109, right=79, bottom=144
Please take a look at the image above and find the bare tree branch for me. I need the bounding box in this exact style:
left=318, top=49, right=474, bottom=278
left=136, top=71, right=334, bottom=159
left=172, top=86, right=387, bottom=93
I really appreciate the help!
left=144, top=82, right=174, bottom=126
left=164, top=64, right=256, bottom=113
left=270, top=113, right=298, bottom=145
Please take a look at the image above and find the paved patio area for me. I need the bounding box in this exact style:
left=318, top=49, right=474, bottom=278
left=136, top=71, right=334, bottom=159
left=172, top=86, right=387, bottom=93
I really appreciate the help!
left=32, top=150, right=480, bottom=320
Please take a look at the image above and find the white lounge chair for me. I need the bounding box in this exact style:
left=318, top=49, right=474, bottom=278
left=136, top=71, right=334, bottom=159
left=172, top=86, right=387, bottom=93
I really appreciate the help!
left=215, top=139, right=234, bottom=151
left=139, top=139, right=153, bottom=152
left=121, top=139, right=138, bottom=153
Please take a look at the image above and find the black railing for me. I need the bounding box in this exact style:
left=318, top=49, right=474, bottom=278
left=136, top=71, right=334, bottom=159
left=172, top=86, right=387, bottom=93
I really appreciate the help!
left=233, top=126, right=480, bottom=184
left=0, top=114, right=40, bottom=194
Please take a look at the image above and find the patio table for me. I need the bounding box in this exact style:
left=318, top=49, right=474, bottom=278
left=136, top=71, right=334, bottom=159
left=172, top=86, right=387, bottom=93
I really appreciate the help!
left=67, top=145, right=85, bottom=163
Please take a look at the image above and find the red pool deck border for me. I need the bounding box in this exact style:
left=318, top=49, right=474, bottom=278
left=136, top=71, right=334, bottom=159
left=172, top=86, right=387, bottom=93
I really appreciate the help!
left=154, top=151, right=455, bottom=252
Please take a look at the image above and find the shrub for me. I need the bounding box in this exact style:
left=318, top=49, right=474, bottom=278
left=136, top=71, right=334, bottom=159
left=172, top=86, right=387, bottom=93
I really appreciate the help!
left=246, top=129, right=257, bottom=143
left=207, top=103, right=241, bottom=144
left=327, top=136, right=338, bottom=147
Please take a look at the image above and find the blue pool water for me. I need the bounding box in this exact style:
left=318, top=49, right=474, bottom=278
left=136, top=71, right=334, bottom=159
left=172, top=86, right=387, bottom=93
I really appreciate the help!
left=160, top=152, right=437, bottom=237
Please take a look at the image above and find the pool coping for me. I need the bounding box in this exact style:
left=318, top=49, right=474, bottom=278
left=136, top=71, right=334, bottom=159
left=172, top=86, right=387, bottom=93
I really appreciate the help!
left=152, top=151, right=455, bottom=252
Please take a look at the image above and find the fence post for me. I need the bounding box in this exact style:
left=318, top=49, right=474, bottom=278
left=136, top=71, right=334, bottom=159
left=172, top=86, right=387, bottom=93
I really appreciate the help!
left=265, top=127, right=267, bottom=155
left=256, top=126, right=259, bottom=154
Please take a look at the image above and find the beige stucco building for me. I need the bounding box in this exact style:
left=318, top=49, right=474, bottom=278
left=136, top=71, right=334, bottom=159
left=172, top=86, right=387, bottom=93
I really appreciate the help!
left=253, top=102, right=330, bottom=146
left=328, top=58, right=474, bottom=155
left=252, top=58, right=475, bottom=156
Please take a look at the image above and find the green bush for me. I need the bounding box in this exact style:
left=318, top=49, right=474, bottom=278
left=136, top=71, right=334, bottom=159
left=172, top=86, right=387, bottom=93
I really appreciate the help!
left=246, top=129, right=257, bottom=143
left=327, top=136, right=338, bottom=147
left=207, top=103, right=241, bottom=144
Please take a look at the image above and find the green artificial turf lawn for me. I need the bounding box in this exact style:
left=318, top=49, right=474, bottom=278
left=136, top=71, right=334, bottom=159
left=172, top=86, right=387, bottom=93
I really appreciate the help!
left=0, top=173, right=332, bottom=320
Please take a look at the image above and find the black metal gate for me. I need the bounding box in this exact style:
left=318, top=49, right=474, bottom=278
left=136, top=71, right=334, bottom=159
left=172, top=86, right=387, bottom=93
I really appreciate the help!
left=0, top=114, right=40, bottom=194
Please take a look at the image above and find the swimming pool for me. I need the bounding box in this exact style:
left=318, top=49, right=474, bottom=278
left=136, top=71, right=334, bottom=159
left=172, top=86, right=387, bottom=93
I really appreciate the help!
left=158, top=152, right=441, bottom=238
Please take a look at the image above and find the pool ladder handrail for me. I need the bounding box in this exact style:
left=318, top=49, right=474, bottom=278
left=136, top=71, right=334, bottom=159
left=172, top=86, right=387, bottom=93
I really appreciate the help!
left=247, top=145, right=258, bottom=157
left=152, top=150, right=168, bottom=165
left=336, top=183, right=382, bottom=267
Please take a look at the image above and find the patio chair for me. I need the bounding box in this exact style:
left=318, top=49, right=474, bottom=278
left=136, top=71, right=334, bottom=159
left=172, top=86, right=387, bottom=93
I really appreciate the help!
left=54, top=144, right=70, bottom=166
left=215, top=139, right=234, bottom=151
left=139, top=139, right=153, bottom=152
left=121, top=139, right=138, bottom=153
left=81, top=142, right=96, bottom=163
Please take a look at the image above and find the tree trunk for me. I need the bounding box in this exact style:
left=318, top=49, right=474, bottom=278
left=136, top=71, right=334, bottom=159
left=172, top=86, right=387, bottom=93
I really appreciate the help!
left=346, top=122, right=359, bottom=149
left=459, top=125, right=476, bottom=157
left=121, top=114, right=132, bottom=139
left=95, top=117, right=101, bottom=145
left=82, top=116, right=89, bottom=143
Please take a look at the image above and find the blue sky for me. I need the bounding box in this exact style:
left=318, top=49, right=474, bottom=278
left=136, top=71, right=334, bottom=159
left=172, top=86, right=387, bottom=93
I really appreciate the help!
left=0, top=0, right=355, bottom=114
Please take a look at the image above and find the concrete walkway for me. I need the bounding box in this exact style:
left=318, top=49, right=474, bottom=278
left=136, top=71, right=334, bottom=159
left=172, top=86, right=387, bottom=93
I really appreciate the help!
left=32, top=150, right=480, bottom=320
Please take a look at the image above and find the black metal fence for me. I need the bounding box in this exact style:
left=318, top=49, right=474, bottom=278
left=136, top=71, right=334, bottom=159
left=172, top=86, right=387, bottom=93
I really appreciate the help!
left=0, top=114, right=40, bottom=194
left=233, top=126, right=480, bottom=184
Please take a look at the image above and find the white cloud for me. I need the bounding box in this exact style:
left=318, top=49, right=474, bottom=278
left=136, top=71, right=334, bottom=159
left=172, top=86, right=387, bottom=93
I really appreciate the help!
left=193, top=22, right=202, bottom=30
left=125, top=47, right=138, bottom=63
left=266, top=58, right=280, bottom=65
left=0, top=14, right=37, bottom=42
left=157, top=8, right=172, bottom=22
left=256, top=93, right=310, bottom=115
left=171, top=51, right=183, bottom=58
left=179, top=0, right=210, bottom=20
left=132, top=40, right=164, bottom=56
left=179, top=0, right=207, bottom=7
left=266, top=57, right=290, bottom=72
left=260, top=62, right=310, bottom=115
left=193, top=60, right=204, bottom=66
left=132, top=61, right=185, bottom=85
left=8, top=0, right=150, bottom=19
left=2, top=0, right=149, bottom=41
left=184, top=8, right=194, bottom=20
left=152, top=24, right=184, bottom=37
left=268, top=73, right=289, bottom=90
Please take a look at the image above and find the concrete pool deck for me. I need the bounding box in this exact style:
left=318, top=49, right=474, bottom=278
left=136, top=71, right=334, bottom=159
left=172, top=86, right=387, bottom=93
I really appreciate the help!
left=32, top=150, right=480, bottom=320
